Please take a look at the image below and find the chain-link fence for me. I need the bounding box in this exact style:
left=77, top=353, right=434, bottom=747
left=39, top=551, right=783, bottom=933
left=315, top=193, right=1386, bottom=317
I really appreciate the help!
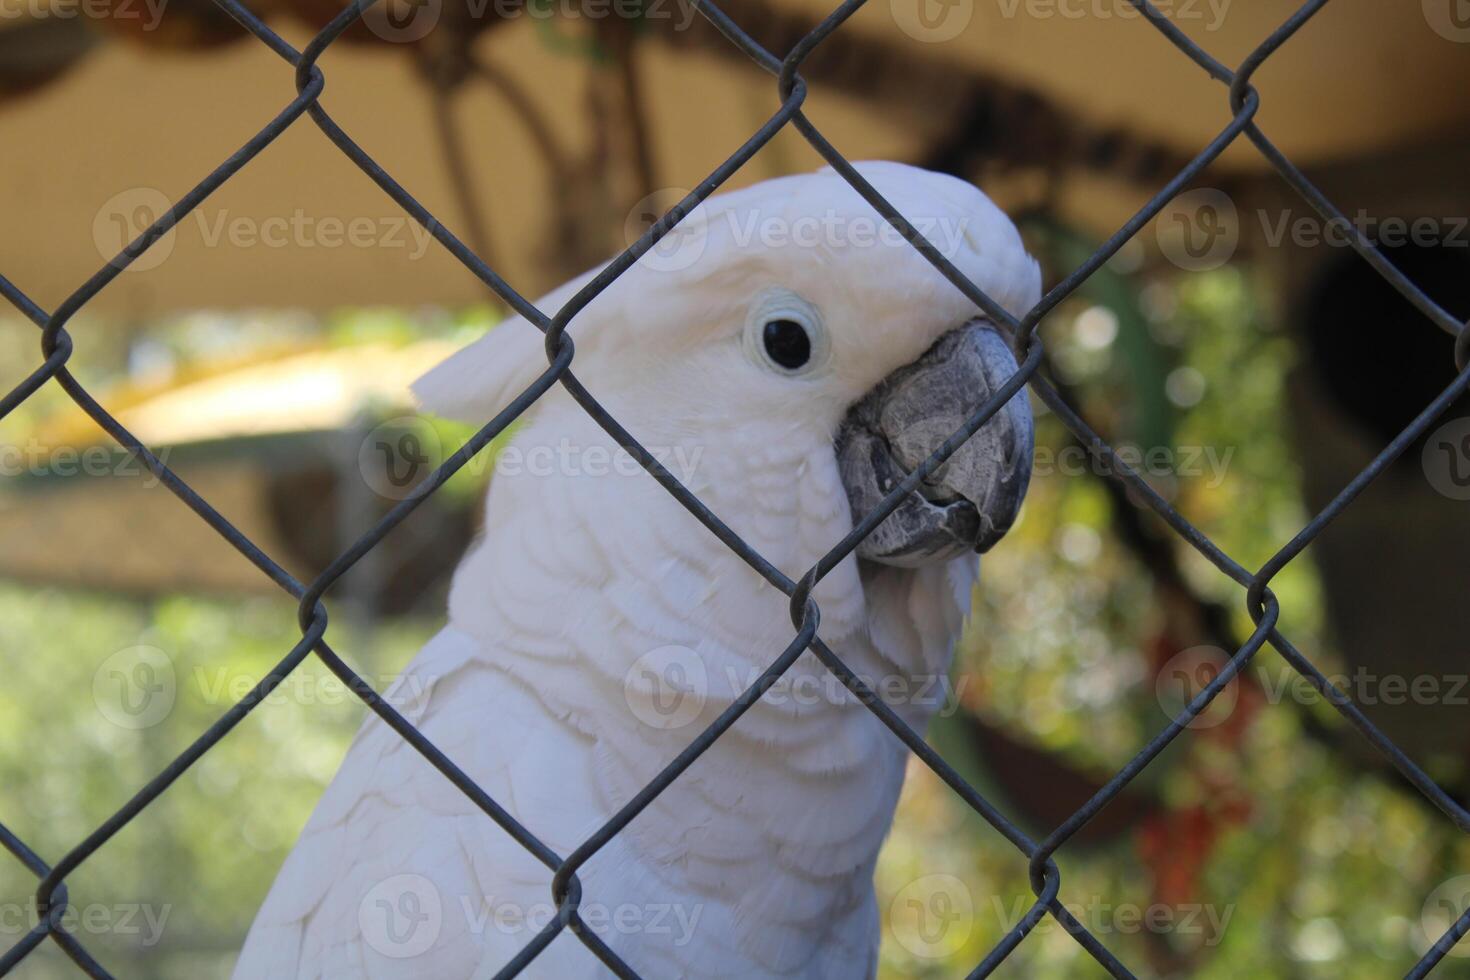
left=3, top=0, right=1469, bottom=976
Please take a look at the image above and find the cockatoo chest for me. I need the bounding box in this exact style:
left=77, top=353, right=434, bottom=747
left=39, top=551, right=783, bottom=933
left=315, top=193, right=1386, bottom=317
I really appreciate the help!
left=443, top=402, right=973, bottom=970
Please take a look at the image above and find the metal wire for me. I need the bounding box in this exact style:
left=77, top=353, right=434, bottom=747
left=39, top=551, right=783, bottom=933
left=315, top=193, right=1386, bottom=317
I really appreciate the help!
left=3, top=0, right=1469, bottom=976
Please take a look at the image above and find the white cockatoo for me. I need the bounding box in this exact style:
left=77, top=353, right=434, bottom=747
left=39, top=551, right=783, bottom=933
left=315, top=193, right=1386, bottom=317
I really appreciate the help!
left=234, top=161, right=1040, bottom=980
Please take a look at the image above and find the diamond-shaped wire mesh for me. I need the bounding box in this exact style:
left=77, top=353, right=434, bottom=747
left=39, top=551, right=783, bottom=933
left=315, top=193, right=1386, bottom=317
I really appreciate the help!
left=2, top=0, right=1469, bottom=976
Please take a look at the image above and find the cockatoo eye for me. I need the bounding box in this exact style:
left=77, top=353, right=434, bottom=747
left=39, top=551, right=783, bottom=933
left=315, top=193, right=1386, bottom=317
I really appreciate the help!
left=762, top=319, right=811, bottom=369
left=744, top=288, right=827, bottom=376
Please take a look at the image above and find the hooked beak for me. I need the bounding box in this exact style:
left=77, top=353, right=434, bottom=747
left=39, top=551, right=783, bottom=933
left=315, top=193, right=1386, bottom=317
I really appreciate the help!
left=835, top=319, right=1034, bottom=567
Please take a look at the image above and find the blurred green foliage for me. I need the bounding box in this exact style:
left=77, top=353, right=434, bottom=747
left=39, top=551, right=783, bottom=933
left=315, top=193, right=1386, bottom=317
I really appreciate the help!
left=0, top=586, right=438, bottom=977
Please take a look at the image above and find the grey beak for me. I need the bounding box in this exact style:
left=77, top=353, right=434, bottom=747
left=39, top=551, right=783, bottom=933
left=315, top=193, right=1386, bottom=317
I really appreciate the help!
left=835, top=319, right=1034, bottom=567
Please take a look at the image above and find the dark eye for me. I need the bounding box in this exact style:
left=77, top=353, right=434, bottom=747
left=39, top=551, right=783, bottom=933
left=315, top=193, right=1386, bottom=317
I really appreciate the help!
left=762, top=318, right=812, bottom=370
left=744, top=289, right=826, bottom=375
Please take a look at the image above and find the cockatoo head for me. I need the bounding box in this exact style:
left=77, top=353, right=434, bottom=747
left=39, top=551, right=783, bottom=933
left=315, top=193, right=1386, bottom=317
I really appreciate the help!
left=414, top=161, right=1039, bottom=565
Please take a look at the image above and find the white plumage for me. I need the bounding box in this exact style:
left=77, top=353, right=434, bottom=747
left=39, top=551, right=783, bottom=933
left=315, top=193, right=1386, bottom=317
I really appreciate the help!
left=234, top=162, right=1040, bottom=979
